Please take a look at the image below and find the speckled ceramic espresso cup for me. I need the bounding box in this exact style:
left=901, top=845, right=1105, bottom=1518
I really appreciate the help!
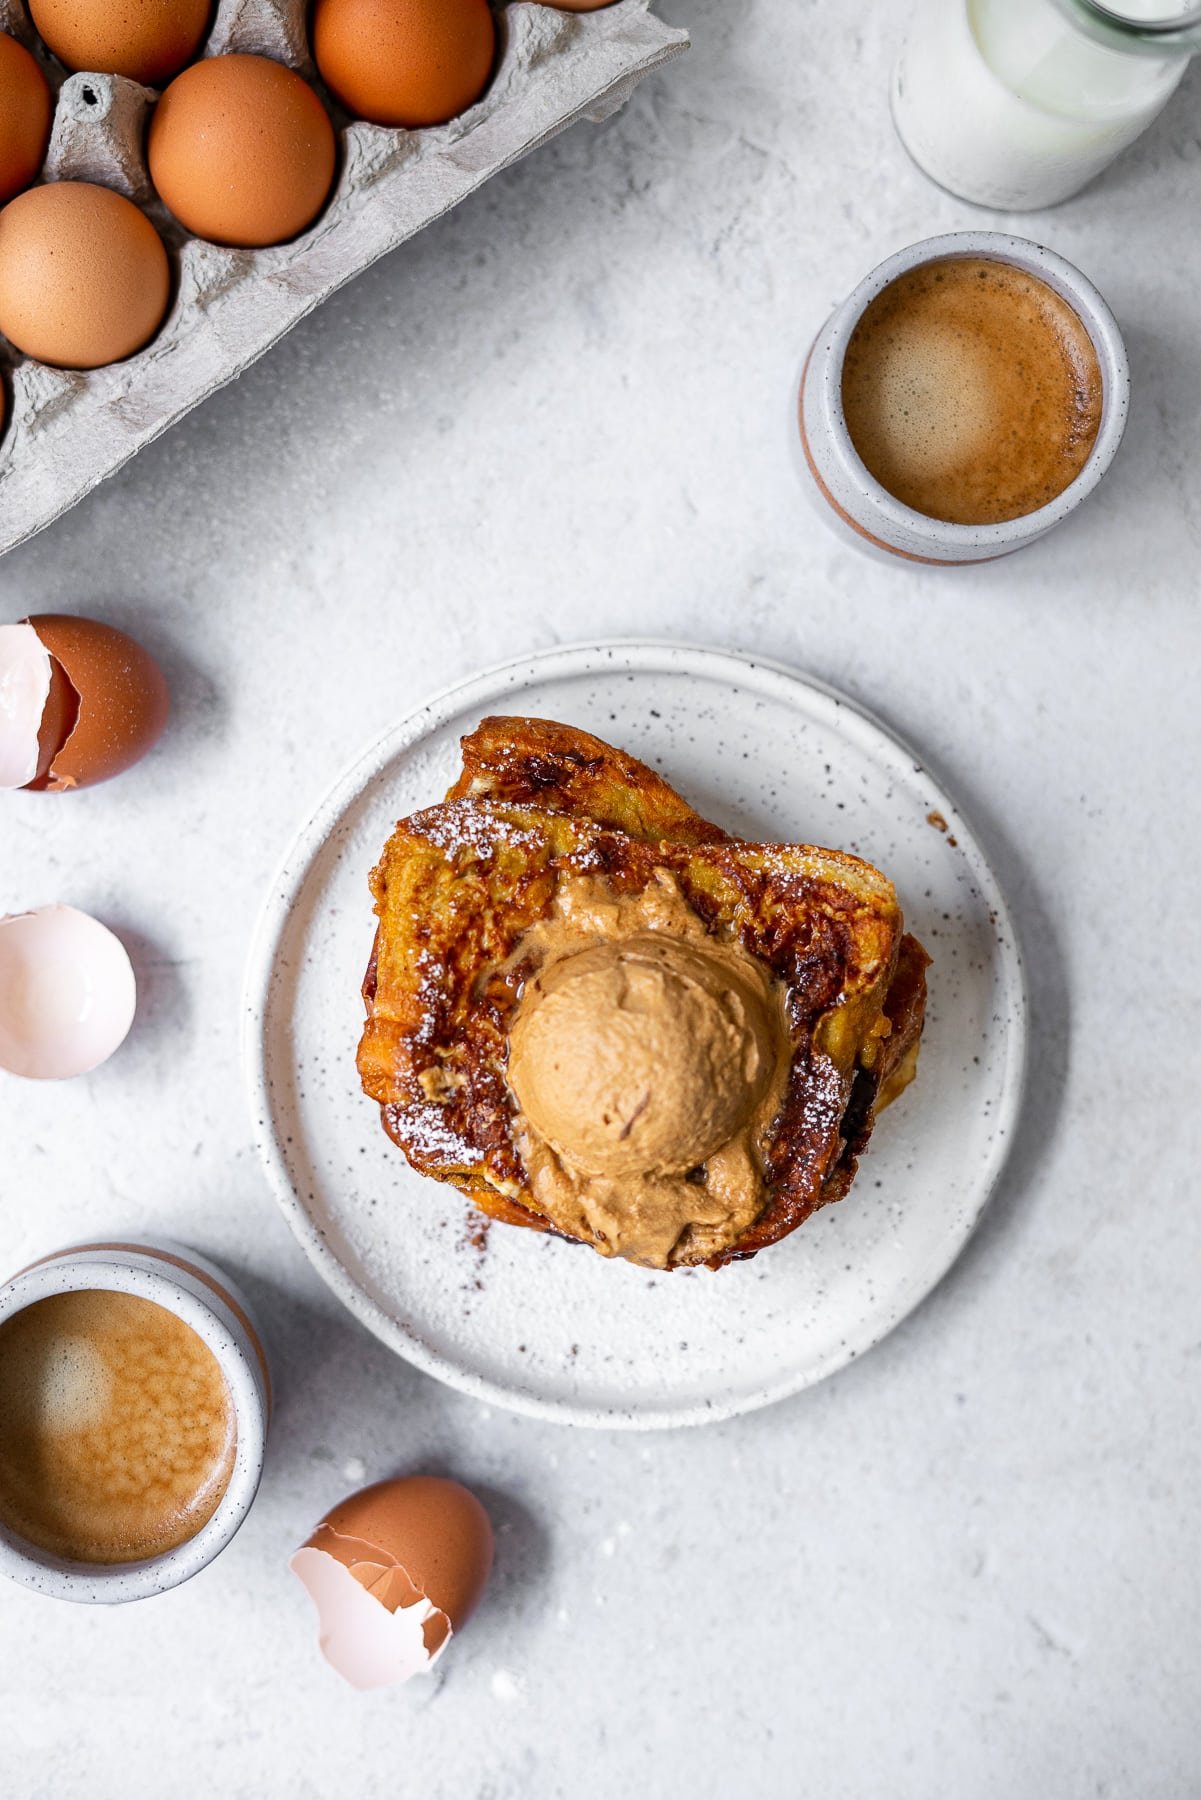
left=0, top=1239, right=269, bottom=1604
left=795, top=230, right=1129, bottom=564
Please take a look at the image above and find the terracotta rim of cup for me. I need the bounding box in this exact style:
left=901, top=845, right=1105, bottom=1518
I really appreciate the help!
left=801, top=229, right=1131, bottom=556
left=0, top=1240, right=269, bottom=1605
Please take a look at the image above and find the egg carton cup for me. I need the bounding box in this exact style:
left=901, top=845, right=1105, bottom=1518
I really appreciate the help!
left=0, top=0, right=688, bottom=556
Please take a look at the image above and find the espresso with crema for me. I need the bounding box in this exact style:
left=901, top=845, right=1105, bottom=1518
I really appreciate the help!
left=0, top=1290, right=236, bottom=1564
left=841, top=257, right=1103, bottom=526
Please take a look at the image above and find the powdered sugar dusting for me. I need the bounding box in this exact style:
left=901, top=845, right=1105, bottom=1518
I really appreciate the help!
left=387, top=1100, right=476, bottom=1167
left=412, top=800, right=541, bottom=861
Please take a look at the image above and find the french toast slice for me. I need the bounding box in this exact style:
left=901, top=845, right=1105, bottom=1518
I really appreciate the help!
left=358, top=797, right=916, bottom=1268
left=453, top=714, right=930, bottom=1122
left=448, top=716, right=728, bottom=847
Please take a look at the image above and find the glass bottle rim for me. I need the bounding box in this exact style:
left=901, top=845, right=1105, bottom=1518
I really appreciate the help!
left=1057, top=0, right=1201, bottom=51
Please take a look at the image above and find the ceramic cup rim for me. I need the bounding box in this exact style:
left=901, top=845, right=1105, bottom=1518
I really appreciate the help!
left=808, top=229, right=1131, bottom=551
left=0, top=1241, right=267, bottom=1604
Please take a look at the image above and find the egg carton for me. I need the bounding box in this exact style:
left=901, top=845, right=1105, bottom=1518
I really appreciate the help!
left=0, top=1, right=688, bottom=556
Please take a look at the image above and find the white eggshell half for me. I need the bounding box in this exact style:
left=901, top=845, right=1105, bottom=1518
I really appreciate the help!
left=290, top=1547, right=450, bottom=1691
left=0, top=623, right=52, bottom=790
left=0, top=906, right=137, bottom=1079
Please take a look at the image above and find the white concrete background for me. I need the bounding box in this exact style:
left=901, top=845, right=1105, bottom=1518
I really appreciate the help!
left=1, top=3, right=1199, bottom=1795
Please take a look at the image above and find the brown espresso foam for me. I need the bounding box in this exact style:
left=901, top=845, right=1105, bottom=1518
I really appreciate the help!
left=841, top=257, right=1103, bottom=526
left=0, top=1290, right=236, bottom=1565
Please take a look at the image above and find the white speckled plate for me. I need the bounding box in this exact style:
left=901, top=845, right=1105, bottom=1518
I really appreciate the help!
left=244, top=643, right=1026, bottom=1429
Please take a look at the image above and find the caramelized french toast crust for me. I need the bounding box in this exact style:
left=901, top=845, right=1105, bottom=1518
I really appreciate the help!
left=359, top=716, right=930, bottom=1268
left=448, top=715, right=729, bottom=848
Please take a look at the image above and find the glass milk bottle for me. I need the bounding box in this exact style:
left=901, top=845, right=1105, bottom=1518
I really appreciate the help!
left=893, top=0, right=1201, bottom=209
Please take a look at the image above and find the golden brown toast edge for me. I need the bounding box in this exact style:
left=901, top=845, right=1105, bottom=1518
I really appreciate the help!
left=448, top=716, right=728, bottom=846
left=358, top=798, right=913, bottom=1266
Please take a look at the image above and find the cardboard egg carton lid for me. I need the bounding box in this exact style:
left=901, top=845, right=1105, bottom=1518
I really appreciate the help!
left=0, top=0, right=688, bottom=556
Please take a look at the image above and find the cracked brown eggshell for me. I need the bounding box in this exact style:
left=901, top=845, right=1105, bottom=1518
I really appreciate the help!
left=6, top=614, right=169, bottom=792
left=291, top=1476, right=494, bottom=1690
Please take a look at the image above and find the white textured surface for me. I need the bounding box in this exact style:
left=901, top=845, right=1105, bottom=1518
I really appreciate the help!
left=1, top=1, right=1199, bottom=1795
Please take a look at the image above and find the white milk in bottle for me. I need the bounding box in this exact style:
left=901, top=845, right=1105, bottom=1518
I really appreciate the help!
left=893, top=0, right=1200, bottom=209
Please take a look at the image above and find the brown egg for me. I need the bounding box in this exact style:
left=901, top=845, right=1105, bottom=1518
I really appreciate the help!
left=148, top=54, right=336, bottom=248
left=312, top=0, right=495, bottom=129
left=290, top=1476, right=494, bottom=1689
left=14, top=615, right=169, bottom=792
left=27, top=0, right=211, bottom=87
left=0, top=182, right=169, bottom=369
left=0, top=34, right=52, bottom=207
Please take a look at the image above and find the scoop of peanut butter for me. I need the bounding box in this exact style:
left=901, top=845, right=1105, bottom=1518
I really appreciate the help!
left=509, top=934, right=775, bottom=1179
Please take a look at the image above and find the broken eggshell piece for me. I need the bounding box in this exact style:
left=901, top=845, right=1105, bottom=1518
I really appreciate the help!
left=0, top=623, right=53, bottom=789
left=290, top=1531, right=452, bottom=1691
left=0, top=905, right=137, bottom=1079
left=0, top=614, right=169, bottom=792
left=290, top=1477, right=494, bottom=1691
